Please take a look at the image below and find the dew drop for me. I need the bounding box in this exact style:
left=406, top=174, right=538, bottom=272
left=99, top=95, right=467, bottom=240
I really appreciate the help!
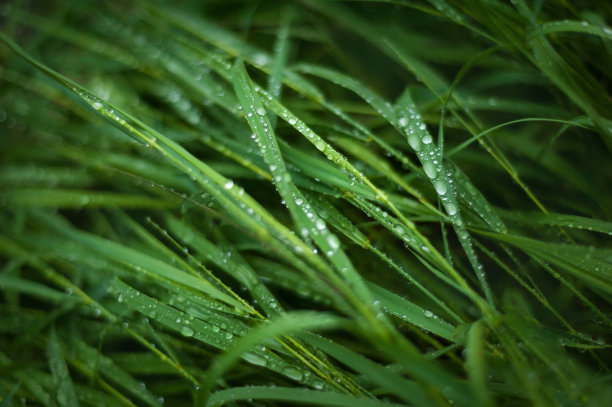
left=282, top=367, right=303, bottom=381
left=423, top=162, right=437, bottom=179
left=243, top=352, right=267, bottom=366
left=315, top=219, right=326, bottom=230
left=327, top=235, right=340, bottom=250
left=434, top=180, right=447, bottom=195
left=422, top=134, right=433, bottom=144
left=314, top=139, right=326, bottom=151
left=180, top=326, right=195, bottom=337
left=408, top=134, right=421, bottom=151
left=224, top=180, right=234, bottom=189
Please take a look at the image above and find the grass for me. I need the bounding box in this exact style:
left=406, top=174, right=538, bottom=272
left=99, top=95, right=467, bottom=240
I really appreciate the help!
left=1, top=0, right=612, bottom=406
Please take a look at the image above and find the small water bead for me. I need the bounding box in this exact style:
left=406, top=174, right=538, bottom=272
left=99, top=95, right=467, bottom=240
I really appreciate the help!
left=434, top=180, right=448, bottom=195
left=398, top=117, right=408, bottom=127
left=446, top=202, right=457, bottom=216
left=256, top=107, right=266, bottom=116
left=295, top=198, right=303, bottom=206
left=288, top=117, right=297, bottom=125
left=422, top=134, right=433, bottom=144
left=312, top=380, right=325, bottom=390
left=424, top=310, right=434, bottom=318
left=224, top=180, right=234, bottom=189
left=423, top=162, right=437, bottom=179
left=180, top=326, right=195, bottom=337
left=225, top=332, right=234, bottom=340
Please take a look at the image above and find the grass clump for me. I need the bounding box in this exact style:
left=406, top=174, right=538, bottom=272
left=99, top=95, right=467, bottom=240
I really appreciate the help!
left=1, top=0, right=612, bottom=406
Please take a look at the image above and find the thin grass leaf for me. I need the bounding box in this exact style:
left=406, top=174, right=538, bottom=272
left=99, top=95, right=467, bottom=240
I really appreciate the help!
left=465, top=320, right=493, bottom=407
left=367, top=283, right=457, bottom=342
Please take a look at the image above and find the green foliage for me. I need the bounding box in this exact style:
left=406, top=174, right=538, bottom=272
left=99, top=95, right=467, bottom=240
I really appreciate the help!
left=1, top=0, right=612, bottom=406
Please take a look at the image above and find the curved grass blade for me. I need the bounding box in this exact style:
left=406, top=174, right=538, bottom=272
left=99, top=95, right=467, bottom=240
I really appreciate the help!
left=199, top=312, right=347, bottom=403
left=302, top=333, right=441, bottom=406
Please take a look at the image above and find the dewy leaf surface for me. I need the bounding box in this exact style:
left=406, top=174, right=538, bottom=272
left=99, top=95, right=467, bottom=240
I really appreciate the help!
left=2, top=1, right=612, bottom=406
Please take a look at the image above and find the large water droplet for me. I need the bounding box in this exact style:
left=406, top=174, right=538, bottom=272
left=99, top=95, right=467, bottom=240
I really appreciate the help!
left=283, top=367, right=303, bottom=381
left=327, top=235, right=340, bottom=250
left=408, top=134, right=421, bottom=151
left=314, top=139, right=326, bottom=151
left=423, top=162, right=437, bottom=179
left=243, top=352, right=267, bottom=366
left=180, top=326, right=195, bottom=337
left=435, top=180, right=447, bottom=195
left=315, top=219, right=326, bottom=231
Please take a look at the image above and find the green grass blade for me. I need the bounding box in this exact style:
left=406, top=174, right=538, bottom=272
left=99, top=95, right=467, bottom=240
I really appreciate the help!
left=207, top=386, right=404, bottom=407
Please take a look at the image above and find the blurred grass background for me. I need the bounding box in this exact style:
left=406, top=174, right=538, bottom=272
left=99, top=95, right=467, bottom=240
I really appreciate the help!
left=1, top=1, right=612, bottom=406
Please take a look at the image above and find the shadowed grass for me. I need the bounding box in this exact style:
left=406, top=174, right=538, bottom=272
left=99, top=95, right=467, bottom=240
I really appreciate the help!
left=1, top=1, right=612, bottom=406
